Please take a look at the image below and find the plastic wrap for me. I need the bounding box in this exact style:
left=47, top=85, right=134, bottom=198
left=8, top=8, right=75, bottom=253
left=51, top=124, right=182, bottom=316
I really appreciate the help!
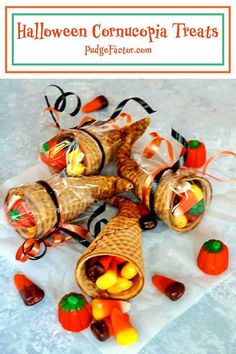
left=39, top=114, right=151, bottom=177
left=4, top=173, right=133, bottom=260
left=116, top=117, right=212, bottom=232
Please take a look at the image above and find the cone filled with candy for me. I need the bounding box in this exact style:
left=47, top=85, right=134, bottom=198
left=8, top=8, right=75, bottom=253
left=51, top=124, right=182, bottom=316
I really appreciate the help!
left=5, top=176, right=133, bottom=240
left=75, top=197, right=144, bottom=300
left=39, top=119, right=145, bottom=176
left=116, top=117, right=212, bottom=232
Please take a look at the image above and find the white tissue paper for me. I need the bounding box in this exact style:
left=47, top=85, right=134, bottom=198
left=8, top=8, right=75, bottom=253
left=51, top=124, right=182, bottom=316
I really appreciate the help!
left=0, top=132, right=236, bottom=354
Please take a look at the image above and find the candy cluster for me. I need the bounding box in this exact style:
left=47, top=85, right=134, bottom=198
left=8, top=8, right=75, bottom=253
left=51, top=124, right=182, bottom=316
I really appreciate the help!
left=172, top=182, right=205, bottom=229
left=86, top=256, right=138, bottom=295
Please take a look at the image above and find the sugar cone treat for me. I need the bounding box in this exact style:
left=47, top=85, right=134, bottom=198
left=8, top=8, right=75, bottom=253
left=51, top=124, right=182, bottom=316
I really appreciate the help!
left=116, top=118, right=212, bottom=232
left=39, top=119, right=145, bottom=176
left=75, top=197, right=144, bottom=300
left=5, top=176, right=133, bottom=240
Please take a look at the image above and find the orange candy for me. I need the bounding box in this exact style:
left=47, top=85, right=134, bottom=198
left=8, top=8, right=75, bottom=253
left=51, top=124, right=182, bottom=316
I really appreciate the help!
left=111, top=308, right=139, bottom=346
left=14, top=274, right=44, bottom=306
left=197, top=239, right=229, bottom=275
left=91, top=299, right=130, bottom=321
left=82, top=95, right=109, bottom=113
left=152, top=274, right=185, bottom=301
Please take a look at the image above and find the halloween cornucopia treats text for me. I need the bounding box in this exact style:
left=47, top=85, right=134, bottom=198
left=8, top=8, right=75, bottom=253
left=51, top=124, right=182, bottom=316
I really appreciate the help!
left=75, top=196, right=144, bottom=300
left=39, top=119, right=146, bottom=176
left=5, top=176, right=133, bottom=240
left=116, top=117, right=212, bottom=232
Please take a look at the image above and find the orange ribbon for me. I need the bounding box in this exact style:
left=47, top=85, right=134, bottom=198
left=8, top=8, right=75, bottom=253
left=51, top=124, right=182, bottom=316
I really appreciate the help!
left=143, top=132, right=175, bottom=162
left=16, top=239, right=43, bottom=263
left=41, top=106, right=61, bottom=129
left=200, top=150, right=236, bottom=182
left=102, top=112, right=132, bottom=130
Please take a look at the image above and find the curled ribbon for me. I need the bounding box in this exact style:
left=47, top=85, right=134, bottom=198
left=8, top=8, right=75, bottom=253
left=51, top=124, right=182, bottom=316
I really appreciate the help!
left=143, top=132, right=175, bottom=162
left=43, top=85, right=156, bottom=130
left=101, top=113, right=132, bottom=130
left=198, top=150, right=236, bottom=182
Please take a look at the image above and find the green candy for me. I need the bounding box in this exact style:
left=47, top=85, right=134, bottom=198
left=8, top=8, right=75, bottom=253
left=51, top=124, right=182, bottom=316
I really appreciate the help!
left=188, top=140, right=200, bottom=149
left=188, top=199, right=205, bottom=216
left=41, top=142, right=50, bottom=154
left=60, top=293, right=85, bottom=311
left=204, top=239, right=223, bottom=253
left=8, top=209, right=21, bottom=221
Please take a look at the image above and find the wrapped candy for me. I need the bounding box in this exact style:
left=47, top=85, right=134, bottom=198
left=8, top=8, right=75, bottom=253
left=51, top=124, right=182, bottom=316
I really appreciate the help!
left=116, top=118, right=212, bottom=232
left=5, top=176, right=132, bottom=241
left=75, top=197, right=144, bottom=300
left=39, top=119, right=145, bottom=176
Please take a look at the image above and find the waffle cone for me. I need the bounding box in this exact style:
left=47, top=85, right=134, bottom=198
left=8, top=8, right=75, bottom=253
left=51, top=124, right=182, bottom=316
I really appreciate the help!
left=75, top=197, right=144, bottom=300
left=153, top=169, right=212, bottom=232
left=5, top=176, right=133, bottom=240
left=116, top=119, right=212, bottom=232
left=41, top=119, right=148, bottom=176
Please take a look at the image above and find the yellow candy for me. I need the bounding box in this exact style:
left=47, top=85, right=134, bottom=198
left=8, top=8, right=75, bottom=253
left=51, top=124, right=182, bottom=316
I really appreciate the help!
left=172, top=214, right=188, bottom=229
left=27, top=226, right=36, bottom=235
left=191, top=184, right=203, bottom=201
left=121, top=262, right=138, bottom=280
left=66, top=149, right=85, bottom=176
left=66, top=162, right=85, bottom=176
left=116, top=328, right=139, bottom=346
left=96, top=269, right=117, bottom=290
left=108, top=277, right=133, bottom=294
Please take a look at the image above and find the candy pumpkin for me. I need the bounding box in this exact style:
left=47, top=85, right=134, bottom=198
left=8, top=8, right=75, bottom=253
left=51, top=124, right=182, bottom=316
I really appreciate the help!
left=58, top=293, right=92, bottom=332
left=7, top=198, right=35, bottom=228
left=197, top=239, right=229, bottom=275
left=181, top=140, right=206, bottom=168
left=40, top=138, right=72, bottom=172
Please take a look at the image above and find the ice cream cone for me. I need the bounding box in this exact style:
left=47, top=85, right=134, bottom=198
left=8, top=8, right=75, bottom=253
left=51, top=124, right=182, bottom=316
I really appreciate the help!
left=75, top=197, right=144, bottom=300
left=40, top=119, right=148, bottom=176
left=5, top=176, right=133, bottom=240
left=116, top=119, right=212, bottom=232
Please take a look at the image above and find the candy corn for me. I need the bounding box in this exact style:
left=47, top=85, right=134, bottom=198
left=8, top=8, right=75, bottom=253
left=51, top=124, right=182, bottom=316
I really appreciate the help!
left=172, top=214, right=188, bottom=229
left=111, top=308, right=139, bottom=346
left=7, top=198, right=35, bottom=228
left=191, top=184, right=204, bottom=201
left=121, top=262, right=138, bottom=280
left=91, top=318, right=113, bottom=341
left=173, top=184, right=203, bottom=217
left=82, top=95, right=109, bottom=113
left=96, top=262, right=117, bottom=290
left=152, top=274, right=185, bottom=301
left=98, top=256, right=113, bottom=270
left=14, top=274, right=44, bottom=306
left=108, top=277, right=133, bottom=294
left=113, top=256, right=126, bottom=265
left=66, top=149, right=85, bottom=176
left=91, top=299, right=131, bottom=321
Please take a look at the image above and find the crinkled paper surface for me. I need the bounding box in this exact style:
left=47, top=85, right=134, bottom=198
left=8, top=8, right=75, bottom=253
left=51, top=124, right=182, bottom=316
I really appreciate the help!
left=0, top=79, right=236, bottom=354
